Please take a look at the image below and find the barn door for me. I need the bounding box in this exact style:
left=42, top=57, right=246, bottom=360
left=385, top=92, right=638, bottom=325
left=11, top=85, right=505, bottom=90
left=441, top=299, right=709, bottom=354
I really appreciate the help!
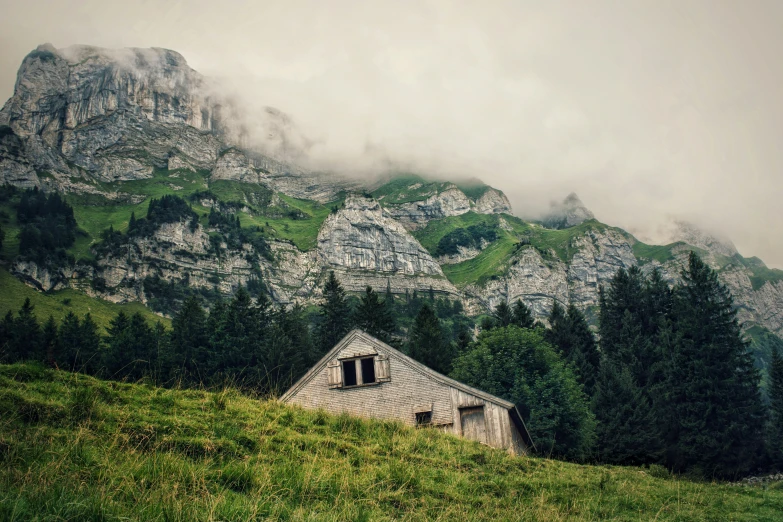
left=460, top=406, right=487, bottom=444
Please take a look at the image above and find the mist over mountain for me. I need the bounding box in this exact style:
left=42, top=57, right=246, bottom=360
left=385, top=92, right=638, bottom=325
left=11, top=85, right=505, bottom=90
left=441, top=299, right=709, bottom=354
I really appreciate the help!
left=0, top=1, right=781, bottom=267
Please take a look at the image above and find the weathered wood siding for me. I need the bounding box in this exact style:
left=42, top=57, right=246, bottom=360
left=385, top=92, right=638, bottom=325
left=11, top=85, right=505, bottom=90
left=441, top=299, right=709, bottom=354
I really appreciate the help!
left=448, top=387, right=522, bottom=453
left=286, top=336, right=454, bottom=427
left=284, top=331, right=527, bottom=455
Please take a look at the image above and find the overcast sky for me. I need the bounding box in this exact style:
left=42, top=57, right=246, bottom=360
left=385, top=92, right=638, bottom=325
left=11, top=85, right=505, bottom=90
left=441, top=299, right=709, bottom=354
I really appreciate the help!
left=1, top=0, right=781, bottom=266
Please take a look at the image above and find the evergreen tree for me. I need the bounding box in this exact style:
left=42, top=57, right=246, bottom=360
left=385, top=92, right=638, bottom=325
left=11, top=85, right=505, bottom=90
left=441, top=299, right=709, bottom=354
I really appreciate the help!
left=272, top=303, right=312, bottom=371
left=260, top=324, right=297, bottom=394
left=512, top=299, right=535, bottom=329
left=493, top=300, right=514, bottom=328
left=595, top=268, right=660, bottom=464
left=12, top=298, right=42, bottom=362
left=317, top=271, right=351, bottom=354
left=0, top=311, right=13, bottom=360
left=593, top=361, right=659, bottom=464
left=408, top=303, right=452, bottom=374
left=103, top=311, right=131, bottom=377
left=150, top=321, right=170, bottom=384
left=57, top=311, right=82, bottom=371
left=665, top=252, right=765, bottom=477
left=769, top=346, right=783, bottom=466
left=216, top=287, right=267, bottom=385
left=169, top=295, right=209, bottom=383
left=103, top=312, right=154, bottom=380
left=79, top=313, right=102, bottom=375
left=354, top=286, right=395, bottom=343
left=451, top=326, right=596, bottom=461
left=547, top=302, right=600, bottom=396
left=42, top=315, right=58, bottom=367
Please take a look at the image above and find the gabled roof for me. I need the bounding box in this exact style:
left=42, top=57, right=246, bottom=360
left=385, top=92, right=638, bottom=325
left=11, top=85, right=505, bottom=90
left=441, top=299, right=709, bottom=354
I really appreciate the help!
left=280, top=329, right=534, bottom=449
left=281, top=329, right=510, bottom=407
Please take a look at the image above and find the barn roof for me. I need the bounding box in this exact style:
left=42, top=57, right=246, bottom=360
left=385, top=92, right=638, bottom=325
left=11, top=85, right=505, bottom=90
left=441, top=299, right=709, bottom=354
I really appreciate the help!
left=280, top=329, right=534, bottom=448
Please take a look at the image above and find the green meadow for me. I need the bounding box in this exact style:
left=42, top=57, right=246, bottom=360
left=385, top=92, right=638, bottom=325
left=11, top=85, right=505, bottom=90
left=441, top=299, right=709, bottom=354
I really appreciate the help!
left=1, top=363, right=780, bottom=521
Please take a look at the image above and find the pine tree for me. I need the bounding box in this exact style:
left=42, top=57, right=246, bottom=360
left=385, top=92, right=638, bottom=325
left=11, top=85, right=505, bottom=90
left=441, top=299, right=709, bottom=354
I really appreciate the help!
left=12, top=298, right=42, bottom=362
left=79, top=313, right=102, bottom=375
left=354, top=286, right=395, bottom=343
left=492, top=300, right=514, bottom=329
left=0, top=311, right=13, bottom=361
left=217, top=287, right=266, bottom=385
left=42, top=315, right=58, bottom=367
left=409, top=303, right=452, bottom=374
left=272, top=303, right=312, bottom=372
left=317, top=271, right=351, bottom=355
left=593, top=361, right=659, bottom=465
left=170, top=295, right=209, bottom=383
left=57, top=311, right=82, bottom=371
left=665, top=251, right=765, bottom=477
left=595, top=268, right=660, bottom=464
left=512, top=299, right=535, bottom=329
left=769, top=346, right=783, bottom=466
left=547, top=302, right=600, bottom=396
left=129, top=211, right=137, bottom=233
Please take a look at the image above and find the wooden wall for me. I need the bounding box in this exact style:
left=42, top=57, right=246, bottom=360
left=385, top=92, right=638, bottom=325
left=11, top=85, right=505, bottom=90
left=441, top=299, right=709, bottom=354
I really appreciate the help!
left=284, top=334, right=526, bottom=455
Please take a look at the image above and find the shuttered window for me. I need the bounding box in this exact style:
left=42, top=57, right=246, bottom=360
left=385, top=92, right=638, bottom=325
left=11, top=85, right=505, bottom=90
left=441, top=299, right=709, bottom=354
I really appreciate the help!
left=329, top=354, right=391, bottom=389
left=375, top=354, right=391, bottom=382
left=327, top=360, right=342, bottom=389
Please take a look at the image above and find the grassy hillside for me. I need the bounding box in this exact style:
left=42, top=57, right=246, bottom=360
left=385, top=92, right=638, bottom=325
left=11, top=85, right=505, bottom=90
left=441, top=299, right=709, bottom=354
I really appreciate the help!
left=0, top=268, right=168, bottom=331
left=372, top=174, right=455, bottom=205
left=1, top=363, right=780, bottom=521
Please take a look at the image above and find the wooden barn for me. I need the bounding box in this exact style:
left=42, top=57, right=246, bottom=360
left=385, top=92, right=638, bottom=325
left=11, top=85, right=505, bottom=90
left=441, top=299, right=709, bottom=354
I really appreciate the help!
left=281, top=329, right=533, bottom=455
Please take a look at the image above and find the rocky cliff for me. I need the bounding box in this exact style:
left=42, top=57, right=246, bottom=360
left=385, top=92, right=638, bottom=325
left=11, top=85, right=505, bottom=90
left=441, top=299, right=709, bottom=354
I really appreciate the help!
left=2, top=44, right=782, bottom=342
left=317, top=195, right=458, bottom=296
left=0, top=44, right=351, bottom=201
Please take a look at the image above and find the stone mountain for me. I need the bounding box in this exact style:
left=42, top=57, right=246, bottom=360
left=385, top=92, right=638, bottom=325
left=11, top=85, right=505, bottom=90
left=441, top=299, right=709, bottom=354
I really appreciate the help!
left=1, top=44, right=782, bottom=348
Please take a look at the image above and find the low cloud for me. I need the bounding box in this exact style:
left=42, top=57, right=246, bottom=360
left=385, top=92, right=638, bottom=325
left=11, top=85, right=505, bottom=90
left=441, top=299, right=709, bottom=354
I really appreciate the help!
left=1, top=0, right=781, bottom=266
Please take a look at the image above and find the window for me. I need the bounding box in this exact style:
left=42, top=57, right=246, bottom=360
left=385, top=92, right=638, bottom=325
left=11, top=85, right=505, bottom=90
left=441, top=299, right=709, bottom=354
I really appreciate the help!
left=361, top=357, right=376, bottom=384
left=328, top=354, right=391, bottom=389
left=415, top=411, right=433, bottom=427
left=342, top=360, right=357, bottom=387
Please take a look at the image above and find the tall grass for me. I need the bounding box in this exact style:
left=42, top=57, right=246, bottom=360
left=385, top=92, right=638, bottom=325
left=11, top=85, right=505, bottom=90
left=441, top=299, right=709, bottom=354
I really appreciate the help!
left=1, top=363, right=781, bottom=521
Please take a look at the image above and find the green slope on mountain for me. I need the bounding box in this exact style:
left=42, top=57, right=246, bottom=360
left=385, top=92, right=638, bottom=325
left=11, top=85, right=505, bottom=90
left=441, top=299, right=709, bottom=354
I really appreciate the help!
left=0, top=268, right=168, bottom=331
left=414, top=214, right=618, bottom=288
left=1, top=363, right=780, bottom=521
left=371, top=174, right=454, bottom=205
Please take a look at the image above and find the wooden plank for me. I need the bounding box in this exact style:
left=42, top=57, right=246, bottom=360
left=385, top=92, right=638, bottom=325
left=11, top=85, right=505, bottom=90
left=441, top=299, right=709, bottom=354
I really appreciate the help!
left=460, top=406, right=487, bottom=444
left=450, top=388, right=462, bottom=436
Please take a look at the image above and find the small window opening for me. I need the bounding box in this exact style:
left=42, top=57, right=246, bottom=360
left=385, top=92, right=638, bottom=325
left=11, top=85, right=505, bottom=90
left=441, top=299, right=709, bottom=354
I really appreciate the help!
left=415, top=411, right=433, bottom=427
left=361, top=357, right=376, bottom=384
left=342, top=360, right=357, bottom=387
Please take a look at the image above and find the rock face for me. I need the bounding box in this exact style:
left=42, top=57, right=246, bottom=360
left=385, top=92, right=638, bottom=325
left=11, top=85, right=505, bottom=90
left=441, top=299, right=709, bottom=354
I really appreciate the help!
left=0, top=44, right=354, bottom=200
left=317, top=195, right=459, bottom=295
left=464, top=228, right=636, bottom=319
left=542, top=193, right=595, bottom=229
left=385, top=186, right=472, bottom=229
left=383, top=184, right=512, bottom=231
left=475, top=188, right=513, bottom=215
left=3, top=44, right=783, bottom=342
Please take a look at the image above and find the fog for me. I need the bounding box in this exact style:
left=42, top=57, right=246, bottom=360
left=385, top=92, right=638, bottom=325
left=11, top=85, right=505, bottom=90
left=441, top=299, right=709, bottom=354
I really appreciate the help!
left=1, top=0, right=782, bottom=266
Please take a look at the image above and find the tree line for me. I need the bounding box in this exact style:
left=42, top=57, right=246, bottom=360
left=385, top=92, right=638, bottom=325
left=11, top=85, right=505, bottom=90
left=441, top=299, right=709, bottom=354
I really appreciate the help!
left=1, top=252, right=782, bottom=477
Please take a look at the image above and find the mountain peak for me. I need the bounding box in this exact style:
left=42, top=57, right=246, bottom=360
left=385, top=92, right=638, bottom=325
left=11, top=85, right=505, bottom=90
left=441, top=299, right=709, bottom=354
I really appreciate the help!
left=542, top=193, right=595, bottom=229
left=667, top=220, right=738, bottom=258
